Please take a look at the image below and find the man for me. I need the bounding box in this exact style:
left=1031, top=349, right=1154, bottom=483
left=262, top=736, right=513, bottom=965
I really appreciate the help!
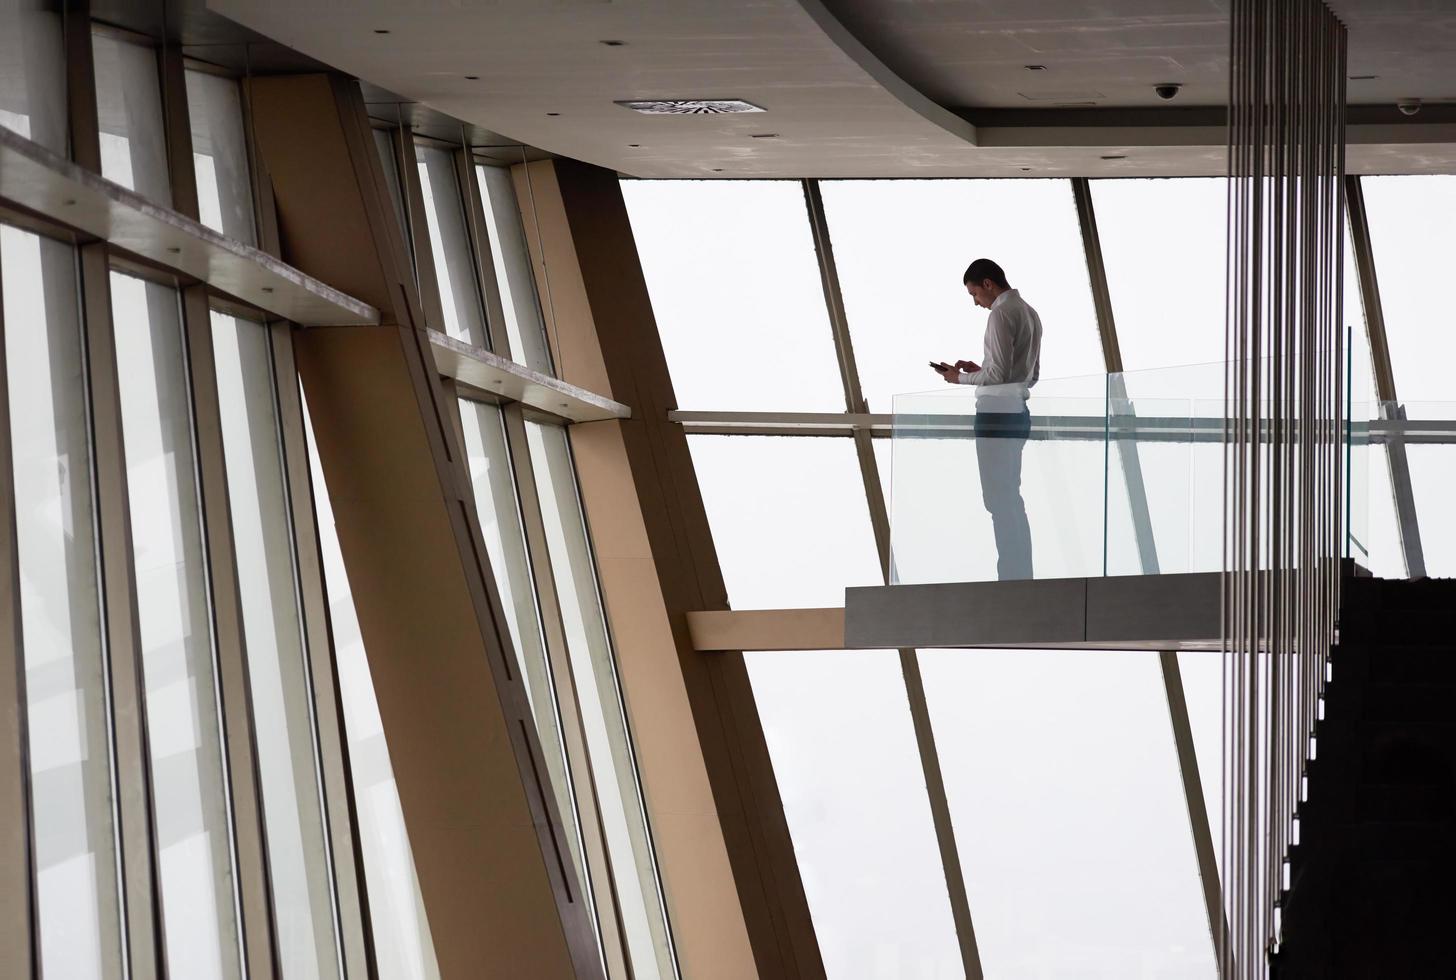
left=935, top=258, right=1042, bottom=580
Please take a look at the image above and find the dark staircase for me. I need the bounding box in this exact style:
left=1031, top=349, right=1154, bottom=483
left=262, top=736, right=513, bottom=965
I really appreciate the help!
left=1272, top=576, right=1456, bottom=978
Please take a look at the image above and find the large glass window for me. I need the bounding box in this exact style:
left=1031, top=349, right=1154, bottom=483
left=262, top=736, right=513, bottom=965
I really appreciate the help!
left=373, top=129, right=413, bottom=261
left=922, top=648, right=1216, bottom=976
left=186, top=70, right=256, bottom=245
left=1091, top=178, right=1228, bottom=371
left=527, top=421, right=675, bottom=979
left=111, top=271, right=241, bottom=978
left=305, top=401, right=441, bottom=980
left=476, top=164, right=554, bottom=372
left=820, top=179, right=1105, bottom=410
left=0, top=1, right=66, bottom=152
left=3, top=226, right=123, bottom=979
left=1361, top=175, right=1456, bottom=404
left=415, top=143, right=488, bottom=346
left=622, top=180, right=845, bottom=411
left=93, top=32, right=172, bottom=207
left=213, top=314, right=338, bottom=978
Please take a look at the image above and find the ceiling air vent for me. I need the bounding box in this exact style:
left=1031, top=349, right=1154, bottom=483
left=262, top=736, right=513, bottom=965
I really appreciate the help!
left=616, top=99, right=765, bottom=115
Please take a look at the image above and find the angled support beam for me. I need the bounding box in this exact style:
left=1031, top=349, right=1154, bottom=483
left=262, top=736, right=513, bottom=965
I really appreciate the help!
left=515, top=157, right=824, bottom=978
left=246, top=73, right=600, bottom=978
left=802, top=178, right=984, bottom=979
left=1073, top=177, right=1226, bottom=968
left=1344, top=174, right=1425, bottom=579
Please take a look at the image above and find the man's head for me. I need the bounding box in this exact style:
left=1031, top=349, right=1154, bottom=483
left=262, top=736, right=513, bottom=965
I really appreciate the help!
left=963, top=258, right=1010, bottom=309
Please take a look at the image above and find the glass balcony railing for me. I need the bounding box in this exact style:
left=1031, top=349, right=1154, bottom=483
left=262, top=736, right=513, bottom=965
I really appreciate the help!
left=888, top=362, right=1409, bottom=585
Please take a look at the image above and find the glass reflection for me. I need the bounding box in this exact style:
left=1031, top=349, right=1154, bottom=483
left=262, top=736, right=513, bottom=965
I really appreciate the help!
left=0, top=1, right=66, bottom=152
left=111, top=271, right=240, bottom=979
left=213, top=313, right=338, bottom=978
left=186, top=70, right=256, bottom=245
left=92, top=32, right=172, bottom=207
left=2, top=225, right=122, bottom=979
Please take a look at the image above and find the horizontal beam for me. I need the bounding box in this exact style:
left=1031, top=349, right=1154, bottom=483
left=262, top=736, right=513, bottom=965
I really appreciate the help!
left=429, top=331, right=630, bottom=423
left=0, top=125, right=378, bottom=326
left=845, top=573, right=1223, bottom=651
left=687, top=608, right=845, bottom=651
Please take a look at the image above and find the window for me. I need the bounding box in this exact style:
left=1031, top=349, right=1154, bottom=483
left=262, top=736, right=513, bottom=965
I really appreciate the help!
left=3, top=226, right=123, bottom=979
left=186, top=70, right=256, bottom=244
left=92, top=32, right=171, bottom=207
left=373, top=129, right=413, bottom=261
left=0, top=1, right=65, bottom=152
left=820, top=179, right=1105, bottom=409
left=457, top=399, right=588, bottom=911
left=476, top=164, right=554, bottom=372
left=527, top=421, right=675, bottom=978
left=213, top=313, right=339, bottom=978
left=622, top=180, right=845, bottom=411
left=416, top=143, right=488, bottom=346
left=110, top=271, right=240, bottom=978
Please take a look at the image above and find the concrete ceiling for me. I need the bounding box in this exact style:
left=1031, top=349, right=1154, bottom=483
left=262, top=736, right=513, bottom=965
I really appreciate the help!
left=211, top=0, right=1456, bottom=178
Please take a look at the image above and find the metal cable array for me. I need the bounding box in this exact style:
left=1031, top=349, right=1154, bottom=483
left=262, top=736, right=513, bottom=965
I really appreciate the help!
left=1224, top=1, right=1347, bottom=976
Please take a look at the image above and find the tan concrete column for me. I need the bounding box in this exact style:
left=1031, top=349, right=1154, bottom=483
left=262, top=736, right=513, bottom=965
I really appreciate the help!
left=245, top=74, right=599, bottom=979
left=513, top=158, right=826, bottom=980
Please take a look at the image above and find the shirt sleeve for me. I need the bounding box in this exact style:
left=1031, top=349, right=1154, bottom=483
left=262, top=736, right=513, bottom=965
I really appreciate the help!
left=959, top=309, right=1010, bottom=385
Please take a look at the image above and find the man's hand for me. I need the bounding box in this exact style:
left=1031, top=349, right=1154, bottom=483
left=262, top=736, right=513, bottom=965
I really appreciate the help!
left=936, top=363, right=962, bottom=384
left=956, top=359, right=981, bottom=373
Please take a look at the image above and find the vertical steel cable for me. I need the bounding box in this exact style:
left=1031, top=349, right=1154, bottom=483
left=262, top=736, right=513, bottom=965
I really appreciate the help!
left=1225, top=2, right=1346, bottom=976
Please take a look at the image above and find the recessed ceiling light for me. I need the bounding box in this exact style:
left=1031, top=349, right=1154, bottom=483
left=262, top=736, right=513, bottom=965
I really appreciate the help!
left=628, top=143, right=640, bottom=147
left=712, top=168, right=724, bottom=172
left=465, top=75, right=479, bottom=80
left=373, top=28, right=390, bottom=34
left=1349, top=74, right=1379, bottom=81
left=600, top=39, right=626, bottom=47
left=1020, top=167, right=1031, bottom=172
left=1024, top=64, right=1048, bottom=71
left=1101, top=154, right=1127, bottom=160
left=546, top=112, right=560, bottom=117
left=750, top=133, right=779, bottom=139
left=616, top=99, right=765, bottom=115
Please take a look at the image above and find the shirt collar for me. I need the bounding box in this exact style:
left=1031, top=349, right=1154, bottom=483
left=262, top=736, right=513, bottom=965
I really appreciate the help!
left=992, top=288, right=1018, bottom=309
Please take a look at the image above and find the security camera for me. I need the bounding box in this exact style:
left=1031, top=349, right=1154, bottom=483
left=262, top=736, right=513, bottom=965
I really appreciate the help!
left=1398, top=100, right=1422, bottom=116
left=1154, top=83, right=1183, bottom=101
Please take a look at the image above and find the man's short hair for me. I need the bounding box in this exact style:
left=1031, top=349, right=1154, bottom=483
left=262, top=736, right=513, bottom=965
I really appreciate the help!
left=963, top=258, right=1010, bottom=289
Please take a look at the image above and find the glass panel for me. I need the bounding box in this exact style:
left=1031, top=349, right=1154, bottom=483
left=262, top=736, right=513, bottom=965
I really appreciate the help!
left=110, top=271, right=240, bottom=978
left=304, top=399, right=441, bottom=980
left=923, top=648, right=1216, bottom=975
left=890, top=377, right=1108, bottom=585
left=1091, top=178, right=1227, bottom=370
left=93, top=32, right=172, bottom=207
left=2, top=226, right=123, bottom=979
left=688, top=435, right=882, bottom=607
left=820, top=179, right=1105, bottom=411
left=622, top=179, right=845, bottom=411
left=373, top=129, right=412, bottom=260
left=476, top=164, right=553, bottom=372
left=0, top=1, right=66, bottom=152
left=748, top=649, right=961, bottom=976
left=527, top=421, right=674, bottom=979
left=186, top=70, right=256, bottom=245
left=415, top=143, right=487, bottom=346
left=1361, top=175, right=1456, bottom=403
left=457, top=400, right=588, bottom=914
left=1399, top=402, right=1456, bottom=578
left=212, top=313, right=338, bottom=978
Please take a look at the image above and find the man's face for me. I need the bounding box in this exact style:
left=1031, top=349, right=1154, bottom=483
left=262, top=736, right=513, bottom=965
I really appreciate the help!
left=966, top=279, right=997, bottom=309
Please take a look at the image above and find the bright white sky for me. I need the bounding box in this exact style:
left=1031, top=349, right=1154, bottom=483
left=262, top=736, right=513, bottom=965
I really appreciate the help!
left=621, top=174, right=1440, bottom=978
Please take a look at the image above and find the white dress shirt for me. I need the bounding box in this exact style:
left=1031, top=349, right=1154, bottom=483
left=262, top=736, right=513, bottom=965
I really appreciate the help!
left=955, top=288, right=1042, bottom=402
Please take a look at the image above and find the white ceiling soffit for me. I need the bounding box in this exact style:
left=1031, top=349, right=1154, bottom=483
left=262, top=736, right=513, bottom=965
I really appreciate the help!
left=211, top=0, right=1456, bottom=178
left=209, top=0, right=992, bottom=178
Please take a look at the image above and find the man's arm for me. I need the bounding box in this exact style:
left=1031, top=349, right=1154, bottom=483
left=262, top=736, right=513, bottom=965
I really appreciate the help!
left=958, top=311, right=1009, bottom=385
